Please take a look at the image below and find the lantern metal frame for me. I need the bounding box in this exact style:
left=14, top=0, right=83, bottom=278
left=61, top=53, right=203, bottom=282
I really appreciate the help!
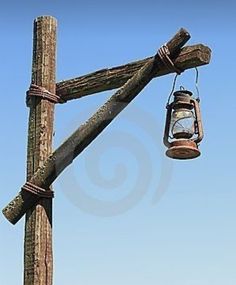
left=163, top=89, right=203, bottom=160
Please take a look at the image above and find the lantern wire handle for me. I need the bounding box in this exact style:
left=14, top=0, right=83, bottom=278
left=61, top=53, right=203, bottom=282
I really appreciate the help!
left=195, top=67, right=200, bottom=102
left=166, top=73, right=178, bottom=107
left=166, top=67, right=200, bottom=107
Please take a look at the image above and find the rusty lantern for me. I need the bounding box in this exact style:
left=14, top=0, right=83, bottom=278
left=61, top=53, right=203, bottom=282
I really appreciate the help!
left=163, top=89, right=203, bottom=159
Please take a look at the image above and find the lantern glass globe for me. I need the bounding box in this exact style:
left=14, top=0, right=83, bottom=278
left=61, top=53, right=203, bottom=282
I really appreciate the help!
left=171, top=108, right=195, bottom=139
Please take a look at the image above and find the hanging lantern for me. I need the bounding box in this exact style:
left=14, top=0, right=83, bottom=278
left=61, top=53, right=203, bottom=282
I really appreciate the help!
left=163, top=89, right=203, bottom=159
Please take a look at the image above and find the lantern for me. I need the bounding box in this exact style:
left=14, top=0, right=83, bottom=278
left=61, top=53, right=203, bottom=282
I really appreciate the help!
left=163, top=89, right=203, bottom=159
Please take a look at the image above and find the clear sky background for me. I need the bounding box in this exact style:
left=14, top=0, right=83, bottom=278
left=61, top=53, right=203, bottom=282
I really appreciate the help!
left=0, top=1, right=235, bottom=285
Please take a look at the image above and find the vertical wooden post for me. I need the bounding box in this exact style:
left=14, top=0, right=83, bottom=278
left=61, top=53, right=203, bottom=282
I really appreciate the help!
left=24, top=16, right=57, bottom=285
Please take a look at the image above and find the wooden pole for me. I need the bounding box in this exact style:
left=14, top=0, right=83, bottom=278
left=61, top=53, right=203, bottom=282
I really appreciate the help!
left=23, top=16, right=57, bottom=285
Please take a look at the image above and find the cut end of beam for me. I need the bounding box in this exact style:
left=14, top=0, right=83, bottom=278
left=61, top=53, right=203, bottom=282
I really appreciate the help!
left=34, top=15, right=57, bottom=27
left=167, top=28, right=191, bottom=52
left=179, top=28, right=190, bottom=37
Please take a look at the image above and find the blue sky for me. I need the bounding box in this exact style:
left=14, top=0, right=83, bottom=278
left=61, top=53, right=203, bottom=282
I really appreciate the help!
left=1, top=1, right=236, bottom=285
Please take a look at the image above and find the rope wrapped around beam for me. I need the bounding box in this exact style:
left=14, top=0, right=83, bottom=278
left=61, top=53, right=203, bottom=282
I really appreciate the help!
left=26, top=84, right=66, bottom=106
left=22, top=182, right=54, bottom=199
left=158, top=45, right=183, bottom=74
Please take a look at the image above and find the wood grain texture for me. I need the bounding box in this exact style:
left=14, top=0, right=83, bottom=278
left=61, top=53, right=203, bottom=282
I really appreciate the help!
left=23, top=16, right=57, bottom=285
left=56, top=44, right=211, bottom=102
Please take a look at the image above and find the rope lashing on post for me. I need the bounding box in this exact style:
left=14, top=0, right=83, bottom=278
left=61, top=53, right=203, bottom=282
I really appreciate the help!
left=26, top=84, right=66, bottom=106
left=157, top=45, right=183, bottom=75
left=22, top=182, right=54, bottom=199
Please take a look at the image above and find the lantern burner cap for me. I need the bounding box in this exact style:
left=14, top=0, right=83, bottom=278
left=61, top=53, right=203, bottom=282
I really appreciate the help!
left=166, top=140, right=200, bottom=160
left=173, top=90, right=193, bottom=97
left=172, top=90, right=194, bottom=108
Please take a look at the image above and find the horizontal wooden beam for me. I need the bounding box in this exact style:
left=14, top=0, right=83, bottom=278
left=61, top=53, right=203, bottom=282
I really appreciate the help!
left=57, top=44, right=211, bottom=102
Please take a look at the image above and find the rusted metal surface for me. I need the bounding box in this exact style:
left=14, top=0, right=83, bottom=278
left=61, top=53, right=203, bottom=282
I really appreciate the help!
left=173, top=90, right=194, bottom=106
left=164, top=89, right=204, bottom=159
left=166, top=139, right=200, bottom=159
left=163, top=104, right=172, bottom=148
left=192, top=98, right=204, bottom=143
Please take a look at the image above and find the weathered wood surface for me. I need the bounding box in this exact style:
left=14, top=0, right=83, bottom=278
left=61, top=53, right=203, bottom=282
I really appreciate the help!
left=23, top=16, right=56, bottom=285
left=57, top=44, right=211, bottom=101
left=2, top=29, right=211, bottom=225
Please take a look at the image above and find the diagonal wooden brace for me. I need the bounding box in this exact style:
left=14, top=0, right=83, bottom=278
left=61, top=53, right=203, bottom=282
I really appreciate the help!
left=2, top=29, right=211, bottom=225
